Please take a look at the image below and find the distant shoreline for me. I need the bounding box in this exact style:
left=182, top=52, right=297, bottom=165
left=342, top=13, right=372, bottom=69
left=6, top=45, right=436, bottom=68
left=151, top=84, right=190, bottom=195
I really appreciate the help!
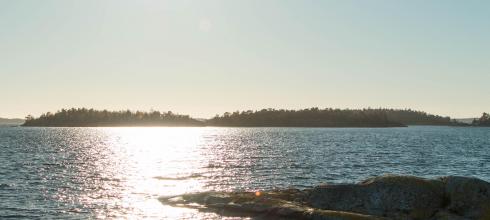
left=20, top=124, right=407, bottom=128
left=14, top=124, right=490, bottom=128
left=0, top=118, right=24, bottom=126
left=18, top=107, right=490, bottom=128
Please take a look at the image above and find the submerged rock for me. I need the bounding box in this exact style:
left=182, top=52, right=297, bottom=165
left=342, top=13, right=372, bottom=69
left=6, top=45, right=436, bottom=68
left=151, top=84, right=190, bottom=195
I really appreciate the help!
left=159, top=175, right=490, bottom=220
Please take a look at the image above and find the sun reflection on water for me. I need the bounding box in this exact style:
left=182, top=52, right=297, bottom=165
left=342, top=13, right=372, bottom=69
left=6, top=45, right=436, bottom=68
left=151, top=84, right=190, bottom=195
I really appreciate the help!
left=86, top=127, right=216, bottom=219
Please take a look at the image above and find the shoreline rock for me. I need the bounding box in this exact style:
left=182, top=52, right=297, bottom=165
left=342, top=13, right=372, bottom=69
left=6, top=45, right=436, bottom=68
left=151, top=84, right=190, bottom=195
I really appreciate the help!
left=159, top=175, right=490, bottom=220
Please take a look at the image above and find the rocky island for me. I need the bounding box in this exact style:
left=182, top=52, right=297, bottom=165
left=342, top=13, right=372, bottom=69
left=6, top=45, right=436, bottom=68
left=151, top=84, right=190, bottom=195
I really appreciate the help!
left=160, top=175, right=490, bottom=220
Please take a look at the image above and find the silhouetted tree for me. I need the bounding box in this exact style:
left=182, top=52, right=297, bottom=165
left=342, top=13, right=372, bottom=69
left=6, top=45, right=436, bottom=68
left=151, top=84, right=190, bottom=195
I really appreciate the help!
left=472, top=112, right=490, bottom=126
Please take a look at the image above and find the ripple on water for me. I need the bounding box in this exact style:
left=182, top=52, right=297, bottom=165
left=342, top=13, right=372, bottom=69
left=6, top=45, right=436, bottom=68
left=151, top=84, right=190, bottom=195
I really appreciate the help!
left=153, top=173, right=203, bottom=180
left=0, top=126, right=489, bottom=219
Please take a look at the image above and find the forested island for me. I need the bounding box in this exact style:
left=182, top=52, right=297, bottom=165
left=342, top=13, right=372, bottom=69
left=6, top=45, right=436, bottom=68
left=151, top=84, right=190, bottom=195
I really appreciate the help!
left=208, top=108, right=457, bottom=127
left=22, top=108, right=204, bottom=127
left=207, top=108, right=405, bottom=127
left=472, top=113, right=490, bottom=126
left=20, top=107, right=472, bottom=127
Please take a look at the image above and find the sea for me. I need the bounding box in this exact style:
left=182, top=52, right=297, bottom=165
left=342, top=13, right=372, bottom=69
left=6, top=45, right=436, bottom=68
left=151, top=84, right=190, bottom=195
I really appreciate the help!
left=1, top=126, right=489, bottom=219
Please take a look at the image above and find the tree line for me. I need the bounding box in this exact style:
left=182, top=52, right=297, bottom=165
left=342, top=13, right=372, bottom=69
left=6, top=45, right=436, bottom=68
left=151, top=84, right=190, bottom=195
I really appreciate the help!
left=23, top=108, right=204, bottom=127
left=207, top=108, right=457, bottom=127
left=382, top=109, right=453, bottom=125
left=472, top=113, right=490, bottom=126
left=22, top=107, right=473, bottom=127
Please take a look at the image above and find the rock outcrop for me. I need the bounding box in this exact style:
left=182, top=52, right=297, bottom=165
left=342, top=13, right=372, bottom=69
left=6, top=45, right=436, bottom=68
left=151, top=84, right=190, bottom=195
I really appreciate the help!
left=308, top=176, right=446, bottom=219
left=159, top=175, right=490, bottom=220
left=442, top=176, right=490, bottom=219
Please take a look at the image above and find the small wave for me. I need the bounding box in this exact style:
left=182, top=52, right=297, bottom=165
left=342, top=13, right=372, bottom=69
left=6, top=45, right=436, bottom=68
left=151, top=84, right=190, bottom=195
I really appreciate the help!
left=0, top=215, right=36, bottom=219
left=0, top=183, right=11, bottom=189
left=204, top=164, right=250, bottom=169
left=66, top=208, right=89, bottom=214
left=154, top=173, right=203, bottom=180
left=204, top=164, right=221, bottom=168
left=100, top=177, right=121, bottom=182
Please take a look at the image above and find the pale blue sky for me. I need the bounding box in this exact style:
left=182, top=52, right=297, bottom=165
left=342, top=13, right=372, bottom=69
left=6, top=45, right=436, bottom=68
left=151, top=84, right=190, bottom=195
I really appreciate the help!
left=1, top=0, right=489, bottom=118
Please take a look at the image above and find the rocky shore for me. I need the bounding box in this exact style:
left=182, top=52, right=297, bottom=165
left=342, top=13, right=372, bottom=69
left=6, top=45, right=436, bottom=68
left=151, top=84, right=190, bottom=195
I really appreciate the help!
left=159, top=175, right=490, bottom=220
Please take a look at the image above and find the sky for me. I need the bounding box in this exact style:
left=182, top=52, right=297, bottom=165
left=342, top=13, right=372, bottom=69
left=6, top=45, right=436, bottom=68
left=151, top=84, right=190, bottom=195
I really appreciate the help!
left=1, top=0, right=489, bottom=119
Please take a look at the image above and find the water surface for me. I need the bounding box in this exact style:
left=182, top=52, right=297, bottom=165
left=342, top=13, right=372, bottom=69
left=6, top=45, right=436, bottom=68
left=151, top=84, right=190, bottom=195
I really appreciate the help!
left=1, top=126, right=489, bottom=219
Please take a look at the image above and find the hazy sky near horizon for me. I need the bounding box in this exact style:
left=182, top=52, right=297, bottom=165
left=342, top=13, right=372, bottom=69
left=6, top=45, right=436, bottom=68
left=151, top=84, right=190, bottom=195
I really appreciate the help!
left=1, top=0, right=489, bottom=119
